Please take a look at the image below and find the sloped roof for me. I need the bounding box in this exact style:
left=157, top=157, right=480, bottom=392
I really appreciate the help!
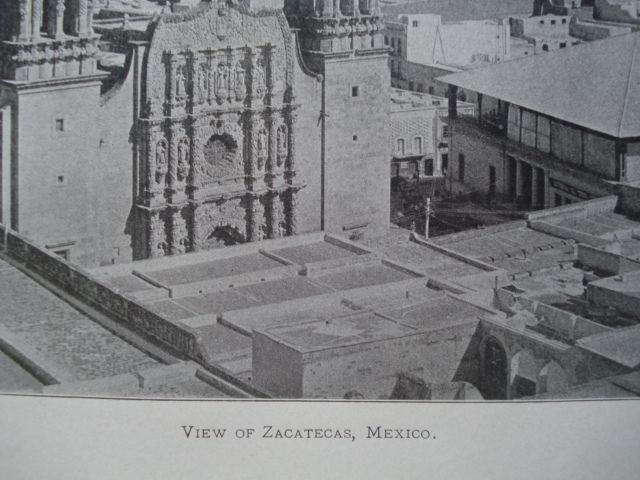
left=381, top=0, right=533, bottom=22
left=439, top=32, right=640, bottom=138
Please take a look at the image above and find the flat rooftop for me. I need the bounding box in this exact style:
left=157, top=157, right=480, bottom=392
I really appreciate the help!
left=258, top=313, right=418, bottom=353
left=578, top=325, right=640, bottom=369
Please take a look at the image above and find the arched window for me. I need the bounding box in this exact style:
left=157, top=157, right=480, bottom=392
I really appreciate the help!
left=203, top=134, right=239, bottom=178
left=413, top=136, right=423, bottom=155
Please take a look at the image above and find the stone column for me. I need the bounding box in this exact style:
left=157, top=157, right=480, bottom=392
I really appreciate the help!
left=287, top=190, right=299, bottom=236
left=149, top=210, right=167, bottom=258
left=269, top=193, right=283, bottom=239
left=78, top=0, right=89, bottom=35
left=145, top=132, right=155, bottom=199
left=249, top=196, right=265, bottom=242
left=32, top=0, right=43, bottom=40
left=268, top=114, right=277, bottom=175
left=87, top=0, right=96, bottom=35
left=286, top=109, right=297, bottom=178
left=321, top=0, right=334, bottom=17
left=190, top=203, right=202, bottom=252
left=18, top=0, right=31, bottom=42
left=515, top=160, right=523, bottom=204
left=48, top=0, right=65, bottom=39
left=189, top=123, right=205, bottom=190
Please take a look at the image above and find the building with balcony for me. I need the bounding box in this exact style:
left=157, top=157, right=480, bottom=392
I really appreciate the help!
left=439, top=32, right=640, bottom=209
left=390, top=88, right=474, bottom=180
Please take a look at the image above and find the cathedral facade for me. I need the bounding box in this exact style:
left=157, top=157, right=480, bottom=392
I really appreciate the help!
left=0, top=0, right=390, bottom=266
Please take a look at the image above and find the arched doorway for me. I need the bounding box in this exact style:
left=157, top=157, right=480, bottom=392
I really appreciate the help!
left=207, top=225, right=245, bottom=248
left=481, top=337, right=508, bottom=399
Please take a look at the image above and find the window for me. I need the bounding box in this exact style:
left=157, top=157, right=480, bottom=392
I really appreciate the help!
left=397, top=39, right=402, bottom=56
left=428, top=86, right=434, bottom=95
left=353, top=135, right=358, bottom=141
left=551, top=19, right=556, bottom=25
left=441, top=153, right=448, bottom=174
left=542, top=44, right=549, bottom=52
left=408, top=81, right=414, bottom=91
left=413, top=137, right=423, bottom=154
left=55, top=118, right=64, bottom=132
left=351, top=85, right=359, bottom=98
left=412, top=20, right=419, bottom=27
left=559, top=42, right=566, bottom=48
left=56, top=175, right=65, bottom=185
left=555, top=194, right=562, bottom=206
left=458, top=153, right=465, bottom=182
left=391, top=38, right=395, bottom=49
left=562, top=18, right=567, bottom=24
left=417, top=83, right=424, bottom=92
left=384, top=36, right=389, bottom=45
left=540, top=20, right=544, bottom=25
left=442, top=125, right=450, bottom=138
left=396, top=138, right=405, bottom=156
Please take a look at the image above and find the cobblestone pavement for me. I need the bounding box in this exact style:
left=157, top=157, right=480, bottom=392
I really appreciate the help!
left=0, top=259, right=159, bottom=383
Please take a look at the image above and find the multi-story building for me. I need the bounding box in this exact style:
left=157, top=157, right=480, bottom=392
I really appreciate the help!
left=0, top=0, right=391, bottom=266
left=390, top=88, right=475, bottom=179
left=385, top=14, right=512, bottom=98
left=439, top=32, right=640, bottom=209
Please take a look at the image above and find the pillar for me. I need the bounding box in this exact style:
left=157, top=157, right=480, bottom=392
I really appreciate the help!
left=531, top=166, right=539, bottom=209
left=515, top=160, right=523, bottom=204
left=191, top=204, right=202, bottom=252
left=47, top=0, right=65, bottom=39
left=543, top=170, right=550, bottom=208
left=32, top=0, right=43, bottom=40
left=18, top=0, right=31, bottom=42
left=78, top=0, right=89, bottom=35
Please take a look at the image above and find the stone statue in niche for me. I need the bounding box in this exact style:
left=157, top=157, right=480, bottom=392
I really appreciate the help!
left=177, top=138, right=190, bottom=181
left=215, top=63, right=229, bottom=102
left=155, top=140, right=168, bottom=185
left=197, top=63, right=209, bottom=103
left=176, top=238, right=188, bottom=255
left=277, top=125, right=287, bottom=167
left=234, top=62, right=247, bottom=101
left=256, top=129, right=267, bottom=170
left=156, top=241, right=167, bottom=257
left=253, top=58, right=266, bottom=99
left=175, top=65, right=186, bottom=98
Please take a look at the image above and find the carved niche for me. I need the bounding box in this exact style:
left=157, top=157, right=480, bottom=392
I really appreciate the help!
left=276, top=124, right=288, bottom=167
left=256, top=129, right=268, bottom=172
left=177, top=137, right=191, bottom=182
left=155, top=138, right=169, bottom=187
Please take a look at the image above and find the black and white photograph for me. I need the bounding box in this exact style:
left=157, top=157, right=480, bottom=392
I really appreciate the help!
left=0, top=0, right=640, bottom=478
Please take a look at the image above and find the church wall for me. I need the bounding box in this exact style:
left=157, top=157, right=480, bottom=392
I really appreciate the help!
left=16, top=81, right=105, bottom=266
left=323, top=54, right=391, bottom=240
left=290, top=39, right=323, bottom=234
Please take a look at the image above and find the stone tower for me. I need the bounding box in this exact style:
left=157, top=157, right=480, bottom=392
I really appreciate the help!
left=0, top=1, right=108, bottom=264
left=287, top=0, right=390, bottom=239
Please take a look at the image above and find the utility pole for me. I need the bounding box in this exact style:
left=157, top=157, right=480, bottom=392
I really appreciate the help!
left=424, top=196, right=431, bottom=239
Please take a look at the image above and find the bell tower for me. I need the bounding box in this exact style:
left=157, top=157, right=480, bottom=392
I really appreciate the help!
left=0, top=1, right=111, bottom=265
left=289, top=0, right=390, bottom=239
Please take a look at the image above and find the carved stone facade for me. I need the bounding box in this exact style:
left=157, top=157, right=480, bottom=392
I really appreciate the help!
left=135, top=3, right=303, bottom=259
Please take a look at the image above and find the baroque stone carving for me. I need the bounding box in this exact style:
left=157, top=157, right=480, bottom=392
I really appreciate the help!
left=155, top=139, right=169, bottom=185
left=177, top=137, right=190, bottom=182
left=234, top=61, right=247, bottom=101
left=215, top=62, right=229, bottom=103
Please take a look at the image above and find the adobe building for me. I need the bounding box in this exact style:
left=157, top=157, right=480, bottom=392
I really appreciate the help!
left=439, top=32, right=640, bottom=210
left=0, top=0, right=391, bottom=267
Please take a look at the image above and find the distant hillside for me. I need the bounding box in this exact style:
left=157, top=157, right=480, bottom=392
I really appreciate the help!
left=381, top=0, right=534, bottom=21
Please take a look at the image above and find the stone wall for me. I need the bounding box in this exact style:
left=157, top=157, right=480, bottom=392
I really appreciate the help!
left=1, top=226, right=205, bottom=362
left=577, top=244, right=640, bottom=275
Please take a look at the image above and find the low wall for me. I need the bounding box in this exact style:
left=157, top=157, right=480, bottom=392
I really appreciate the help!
left=529, top=221, right=610, bottom=247
left=431, top=221, right=528, bottom=245
left=526, top=195, right=619, bottom=222
left=577, top=244, right=640, bottom=275
left=617, top=183, right=640, bottom=219
left=1, top=227, right=205, bottom=362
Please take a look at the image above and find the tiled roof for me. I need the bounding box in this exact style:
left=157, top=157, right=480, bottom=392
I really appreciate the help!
left=439, top=32, right=640, bottom=138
